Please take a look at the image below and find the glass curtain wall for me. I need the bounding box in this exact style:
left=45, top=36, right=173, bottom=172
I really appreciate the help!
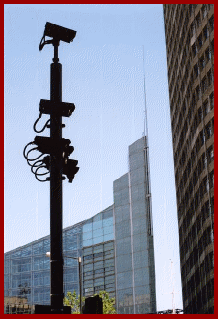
left=113, top=137, right=156, bottom=314
left=4, top=224, right=83, bottom=312
left=82, top=206, right=115, bottom=299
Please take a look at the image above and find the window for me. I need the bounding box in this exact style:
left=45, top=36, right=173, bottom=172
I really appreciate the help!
left=104, top=266, right=115, bottom=275
left=202, top=5, right=208, bottom=19
left=196, top=86, right=201, bottom=100
left=84, top=263, right=93, bottom=272
left=93, top=220, right=102, bottom=230
left=191, top=22, right=196, bottom=37
left=196, top=13, right=201, bottom=28
left=94, top=277, right=104, bottom=286
left=202, top=153, right=207, bottom=169
left=210, top=171, right=214, bottom=189
left=206, top=177, right=210, bottom=193
left=207, top=70, right=213, bottom=86
left=34, top=272, right=44, bottom=286
left=93, top=236, right=103, bottom=245
left=84, top=287, right=93, bottom=294
left=105, top=275, right=115, bottom=284
left=83, top=222, right=92, bottom=233
left=203, top=99, right=210, bottom=115
left=194, top=64, right=200, bottom=78
left=84, top=270, right=93, bottom=278
left=93, top=244, right=103, bottom=253
left=94, top=261, right=103, bottom=270
left=197, top=34, right=203, bottom=49
left=84, top=254, right=93, bottom=261
left=198, top=106, right=203, bottom=122
left=93, top=228, right=103, bottom=238
left=209, top=93, right=214, bottom=109
left=84, top=280, right=93, bottom=288
left=94, top=252, right=103, bottom=258
left=201, top=77, right=207, bottom=93
left=33, top=256, right=44, bottom=270
left=209, top=15, right=214, bottom=31
left=104, top=242, right=114, bottom=251
left=104, top=259, right=114, bottom=268
left=94, top=269, right=104, bottom=278
left=83, top=247, right=92, bottom=255
left=203, top=25, right=209, bottom=40
left=104, top=250, right=114, bottom=259
left=189, top=4, right=193, bottom=15
left=205, top=48, right=212, bottom=62
left=199, top=55, right=206, bottom=70
left=205, top=122, right=213, bottom=140
left=94, top=285, right=104, bottom=293
left=200, top=130, right=206, bottom=146
left=192, top=43, right=198, bottom=57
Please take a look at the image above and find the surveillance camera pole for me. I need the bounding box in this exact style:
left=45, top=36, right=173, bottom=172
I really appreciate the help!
left=50, top=39, right=64, bottom=314
left=24, top=23, right=78, bottom=314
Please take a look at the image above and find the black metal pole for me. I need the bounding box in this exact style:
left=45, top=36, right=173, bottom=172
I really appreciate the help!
left=50, top=40, right=64, bottom=314
left=79, top=257, right=82, bottom=314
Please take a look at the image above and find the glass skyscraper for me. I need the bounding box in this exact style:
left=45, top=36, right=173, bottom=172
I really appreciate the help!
left=4, top=136, right=156, bottom=314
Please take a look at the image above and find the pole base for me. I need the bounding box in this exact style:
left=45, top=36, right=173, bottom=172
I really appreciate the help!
left=35, top=305, right=71, bottom=314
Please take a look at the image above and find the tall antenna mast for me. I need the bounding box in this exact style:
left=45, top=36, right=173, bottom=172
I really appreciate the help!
left=170, top=259, right=176, bottom=314
left=142, top=45, right=149, bottom=140
left=142, top=45, right=153, bottom=235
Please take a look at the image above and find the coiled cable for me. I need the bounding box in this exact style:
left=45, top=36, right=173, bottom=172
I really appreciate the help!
left=23, top=141, right=50, bottom=182
left=33, top=113, right=50, bottom=133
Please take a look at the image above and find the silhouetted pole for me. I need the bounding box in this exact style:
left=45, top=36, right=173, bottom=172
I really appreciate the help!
left=50, top=40, right=64, bottom=314
left=78, top=257, right=82, bottom=313
left=24, top=22, right=78, bottom=314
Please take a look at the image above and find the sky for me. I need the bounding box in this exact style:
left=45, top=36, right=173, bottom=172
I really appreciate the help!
left=4, top=4, right=183, bottom=311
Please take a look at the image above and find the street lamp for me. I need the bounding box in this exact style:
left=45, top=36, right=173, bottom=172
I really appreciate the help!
left=46, top=252, right=82, bottom=314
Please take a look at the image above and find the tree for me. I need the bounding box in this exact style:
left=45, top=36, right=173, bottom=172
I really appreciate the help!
left=94, top=290, right=116, bottom=314
left=63, top=290, right=85, bottom=314
left=64, top=290, right=116, bottom=314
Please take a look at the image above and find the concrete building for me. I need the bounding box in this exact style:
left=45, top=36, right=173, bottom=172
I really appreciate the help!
left=163, top=4, right=214, bottom=314
left=4, top=136, right=156, bottom=314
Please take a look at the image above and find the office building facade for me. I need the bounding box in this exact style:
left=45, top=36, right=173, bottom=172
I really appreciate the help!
left=163, top=4, right=214, bottom=314
left=4, top=137, right=156, bottom=314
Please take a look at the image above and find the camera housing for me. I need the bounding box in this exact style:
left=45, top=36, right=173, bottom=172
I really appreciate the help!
left=39, top=99, right=75, bottom=117
left=44, top=22, right=76, bottom=43
left=63, top=158, right=79, bottom=183
left=34, top=136, right=73, bottom=156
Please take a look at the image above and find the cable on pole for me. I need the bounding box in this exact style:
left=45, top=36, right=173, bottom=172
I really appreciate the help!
left=33, top=113, right=51, bottom=133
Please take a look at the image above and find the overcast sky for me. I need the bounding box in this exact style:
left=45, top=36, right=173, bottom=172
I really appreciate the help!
left=4, top=4, right=183, bottom=311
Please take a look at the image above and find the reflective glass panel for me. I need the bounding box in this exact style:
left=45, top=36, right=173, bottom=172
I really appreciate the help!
left=83, top=222, right=93, bottom=233
left=83, top=238, right=93, bottom=247
left=104, top=233, right=114, bottom=241
left=117, top=271, right=133, bottom=289
left=83, top=231, right=92, bottom=240
left=93, top=228, right=103, bottom=238
left=103, top=217, right=113, bottom=227
left=103, top=225, right=113, bottom=235
left=93, top=220, right=102, bottom=230
left=93, top=236, right=103, bottom=245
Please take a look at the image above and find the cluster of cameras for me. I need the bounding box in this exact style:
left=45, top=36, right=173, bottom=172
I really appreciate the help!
left=24, top=22, right=79, bottom=183
left=24, top=99, right=79, bottom=183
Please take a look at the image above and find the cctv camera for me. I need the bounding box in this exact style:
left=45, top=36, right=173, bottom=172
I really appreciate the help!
left=39, top=99, right=75, bottom=117
left=44, top=22, right=76, bottom=43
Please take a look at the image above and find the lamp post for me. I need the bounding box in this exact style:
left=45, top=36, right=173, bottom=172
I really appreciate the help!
left=46, top=252, right=82, bottom=314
